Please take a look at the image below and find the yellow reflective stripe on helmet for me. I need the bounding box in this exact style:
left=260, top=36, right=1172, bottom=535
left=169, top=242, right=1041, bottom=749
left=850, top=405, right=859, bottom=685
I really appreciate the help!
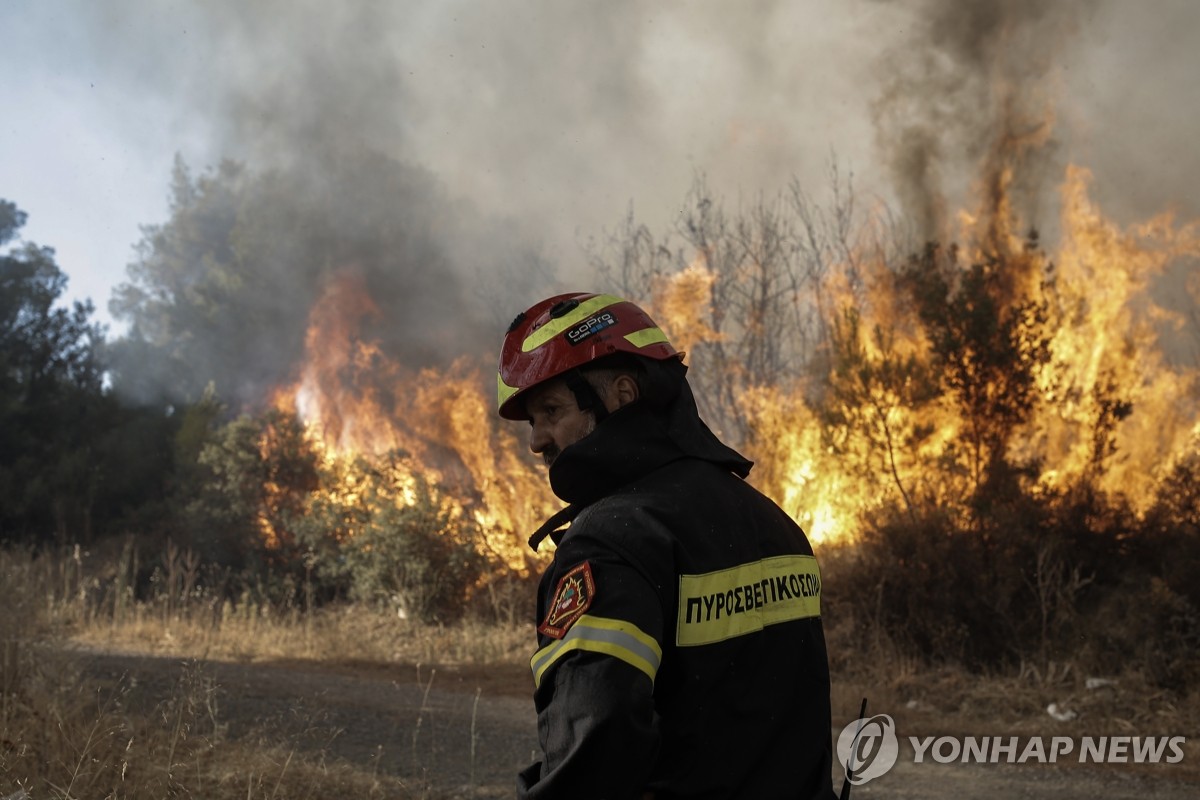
left=520, top=294, right=624, bottom=353
left=623, top=326, right=670, bottom=349
left=530, top=614, right=662, bottom=689
left=497, top=371, right=520, bottom=409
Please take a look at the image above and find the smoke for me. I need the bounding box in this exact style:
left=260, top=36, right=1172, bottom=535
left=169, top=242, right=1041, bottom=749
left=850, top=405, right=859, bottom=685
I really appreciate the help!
left=91, top=1, right=554, bottom=405
left=25, top=0, right=1197, bottom=403
left=870, top=0, right=1086, bottom=243
left=77, top=0, right=889, bottom=406
left=866, top=0, right=1200, bottom=365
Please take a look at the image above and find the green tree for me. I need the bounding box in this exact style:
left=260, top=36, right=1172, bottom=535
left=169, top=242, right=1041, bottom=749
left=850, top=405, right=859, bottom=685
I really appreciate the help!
left=298, top=463, right=485, bottom=622
left=107, top=158, right=270, bottom=405
left=181, top=409, right=318, bottom=568
left=0, top=201, right=108, bottom=542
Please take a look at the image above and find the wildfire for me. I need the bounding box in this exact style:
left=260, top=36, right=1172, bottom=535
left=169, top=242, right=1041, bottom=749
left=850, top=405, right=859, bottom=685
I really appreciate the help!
left=1015, top=167, right=1200, bottom=500
left=255, top=161, right=1198, bottom=559
left=728, top=163, right=1200, bottom=545
left=263, top=271, right=555, bottom=571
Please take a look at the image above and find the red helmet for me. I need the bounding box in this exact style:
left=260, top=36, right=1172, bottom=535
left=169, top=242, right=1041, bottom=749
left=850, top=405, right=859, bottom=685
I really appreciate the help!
left=497, top=292, right=681, bottom=420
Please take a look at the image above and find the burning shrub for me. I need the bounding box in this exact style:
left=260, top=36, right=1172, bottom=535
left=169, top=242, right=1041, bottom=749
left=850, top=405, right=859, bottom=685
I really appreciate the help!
left=176, top=408, right=492, bottom=622
left=182, top=409, right=318, bottom=569
left=1150, top=450, right=1200, bottom=540
left=298, top=462, right=486, bottom=623
left=1082, top=454, right=1200, bottom=690
left=824, top=497, right=1074, bottom=670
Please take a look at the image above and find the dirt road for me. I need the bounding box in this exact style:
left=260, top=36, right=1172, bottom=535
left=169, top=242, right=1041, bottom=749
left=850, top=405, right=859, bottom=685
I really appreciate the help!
left=78, top=650, right=539, bottom=798
left=77, top=650, right=1197, bottom=798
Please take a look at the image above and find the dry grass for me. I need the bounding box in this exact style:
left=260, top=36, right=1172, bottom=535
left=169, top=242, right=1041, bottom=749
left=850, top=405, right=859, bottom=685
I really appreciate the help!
left=68, top=604, right=529, bottom=668
left=1, top=643, right=407, bottom=799
left=0, top=546, right=526, bottom=799
left=8, top=542, right=1198, bottom=796
left=33, top=537, right=531, bottom=668
left=824, top=608, right=1200, bottom=768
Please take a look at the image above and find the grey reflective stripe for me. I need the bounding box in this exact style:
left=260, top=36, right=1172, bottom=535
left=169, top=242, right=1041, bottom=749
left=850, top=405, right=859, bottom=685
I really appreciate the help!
left=531, top=615, right=662, bottom=688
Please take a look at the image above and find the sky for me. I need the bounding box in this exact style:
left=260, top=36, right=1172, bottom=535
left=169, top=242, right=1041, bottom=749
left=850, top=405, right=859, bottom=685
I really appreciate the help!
left=2, top=0, right=1198, bottom=335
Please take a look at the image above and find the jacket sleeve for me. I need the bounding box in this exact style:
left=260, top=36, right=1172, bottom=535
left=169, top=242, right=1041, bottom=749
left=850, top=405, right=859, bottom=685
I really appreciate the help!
left=519, top=652, right=658, bottom=799
left=518, top=527, right=667, bottom=800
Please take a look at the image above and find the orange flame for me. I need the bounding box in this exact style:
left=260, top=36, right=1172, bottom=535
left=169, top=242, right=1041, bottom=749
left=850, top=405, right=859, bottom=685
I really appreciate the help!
left=730, top=162, right=1200, bottom=544
left=265, top=271, right=555, bottom=570
left=257, top=159, right=1198, bottom=557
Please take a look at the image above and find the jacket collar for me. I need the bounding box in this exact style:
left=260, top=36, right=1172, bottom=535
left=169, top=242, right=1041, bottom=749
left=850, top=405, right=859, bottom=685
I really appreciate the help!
left=548, top=401, right=685, bottom=506
left=525, top=372, right=754, bottom=551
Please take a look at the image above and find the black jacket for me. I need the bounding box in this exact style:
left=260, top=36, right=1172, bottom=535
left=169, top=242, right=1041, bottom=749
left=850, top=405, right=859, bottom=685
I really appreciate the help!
left=518, top=369, right=836, bottom=800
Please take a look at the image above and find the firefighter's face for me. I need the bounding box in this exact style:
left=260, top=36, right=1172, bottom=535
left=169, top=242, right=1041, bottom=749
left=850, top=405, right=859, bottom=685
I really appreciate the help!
left=525, top=379, right=598, bottom=468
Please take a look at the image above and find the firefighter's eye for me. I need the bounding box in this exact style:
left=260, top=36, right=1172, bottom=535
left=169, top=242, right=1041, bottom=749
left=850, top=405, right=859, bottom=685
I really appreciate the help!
left=529, top=403, right=559, bottom=425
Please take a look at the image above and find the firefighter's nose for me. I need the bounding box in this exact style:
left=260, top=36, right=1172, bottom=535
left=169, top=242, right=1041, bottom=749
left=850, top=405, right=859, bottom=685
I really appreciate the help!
left=529, top=421, right=552, bottom=455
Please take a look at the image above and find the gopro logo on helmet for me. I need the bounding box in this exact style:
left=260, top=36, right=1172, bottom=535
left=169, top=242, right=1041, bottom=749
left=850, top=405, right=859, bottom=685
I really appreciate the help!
left=566, top=312, right=617, bottom=345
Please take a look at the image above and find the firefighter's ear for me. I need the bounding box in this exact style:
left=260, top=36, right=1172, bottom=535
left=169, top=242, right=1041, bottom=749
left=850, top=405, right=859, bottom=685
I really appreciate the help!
left=610, top=373, right=639, bottom=410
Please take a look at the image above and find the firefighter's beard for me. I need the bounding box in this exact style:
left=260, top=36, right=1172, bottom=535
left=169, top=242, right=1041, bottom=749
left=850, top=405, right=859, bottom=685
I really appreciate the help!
left=542, top=412, right=598, bottom=468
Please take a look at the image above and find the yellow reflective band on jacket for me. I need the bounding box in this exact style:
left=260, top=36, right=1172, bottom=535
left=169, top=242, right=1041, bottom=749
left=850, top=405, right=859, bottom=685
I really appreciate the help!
left=676, top=554, right=821, bottom=647
left=623, top=326, right=670, bottom=349
left=520, top=294, right=624, bottom=353
left=531, top=615, right=662, bottom=689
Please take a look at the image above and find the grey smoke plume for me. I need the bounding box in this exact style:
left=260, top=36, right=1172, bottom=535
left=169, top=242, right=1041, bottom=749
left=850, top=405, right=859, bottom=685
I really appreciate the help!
left=95, top=1, right=554, bottom=405
left=85, top=0, right=879, bottom=406
left=34, top=0, right=1200, bottom=403
left=868, top=0, right=1200, bottom=363
left=871, top=0, right=1085, bottom=243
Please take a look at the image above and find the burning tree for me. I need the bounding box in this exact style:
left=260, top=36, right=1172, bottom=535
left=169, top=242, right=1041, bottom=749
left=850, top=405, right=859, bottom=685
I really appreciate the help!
left=109, top=154, right=556, bottom=620
left=898, top=237, right=1055, bottom=508
left=587, top=161, right=1200, bottom=542
left=97, top=131, right=1200, bottom=667
left=581, top=152, right=1200, bottom=677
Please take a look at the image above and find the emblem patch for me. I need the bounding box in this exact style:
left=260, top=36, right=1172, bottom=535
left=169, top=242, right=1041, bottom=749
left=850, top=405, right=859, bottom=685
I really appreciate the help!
left=538, top=561, right=596, bottom=638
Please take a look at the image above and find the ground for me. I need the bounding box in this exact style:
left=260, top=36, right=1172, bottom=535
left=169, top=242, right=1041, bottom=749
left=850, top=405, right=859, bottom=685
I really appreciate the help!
left=75, top=648, right=1199, bottom=798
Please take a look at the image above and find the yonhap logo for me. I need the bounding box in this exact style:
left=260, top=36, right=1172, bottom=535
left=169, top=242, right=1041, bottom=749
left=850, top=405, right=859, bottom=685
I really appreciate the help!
left=837, top=713, right=899, bottom=785
left=833, top=708, right=1187, bottom=789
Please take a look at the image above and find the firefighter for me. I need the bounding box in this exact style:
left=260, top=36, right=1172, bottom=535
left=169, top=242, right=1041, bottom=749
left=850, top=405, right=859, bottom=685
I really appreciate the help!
left=499, top=292, right=837, bottom=800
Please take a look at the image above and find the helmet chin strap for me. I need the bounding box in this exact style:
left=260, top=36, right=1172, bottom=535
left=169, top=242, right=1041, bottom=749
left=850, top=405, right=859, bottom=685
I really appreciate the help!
left=564, top=369, right=610, bottom=424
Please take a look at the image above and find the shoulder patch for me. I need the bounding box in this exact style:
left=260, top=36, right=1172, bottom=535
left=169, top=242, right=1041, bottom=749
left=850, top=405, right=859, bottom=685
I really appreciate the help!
left=538, top=561, right=596, bottom=639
